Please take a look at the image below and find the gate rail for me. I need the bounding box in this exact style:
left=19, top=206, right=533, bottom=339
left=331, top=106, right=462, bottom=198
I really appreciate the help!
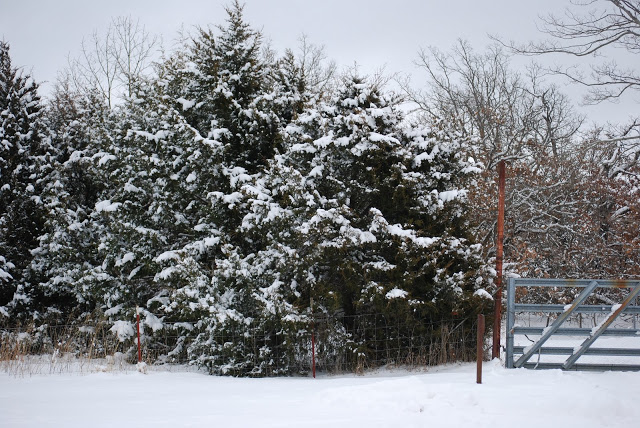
left=506, top=278, right=640, bottom=371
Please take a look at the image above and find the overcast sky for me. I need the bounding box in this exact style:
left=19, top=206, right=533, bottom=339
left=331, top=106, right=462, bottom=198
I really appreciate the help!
left=0, top=0, right=636, bottom=125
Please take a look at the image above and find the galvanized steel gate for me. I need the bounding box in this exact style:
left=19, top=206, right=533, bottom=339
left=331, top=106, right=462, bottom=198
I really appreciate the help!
left=506, top=278, right=640, bottom=371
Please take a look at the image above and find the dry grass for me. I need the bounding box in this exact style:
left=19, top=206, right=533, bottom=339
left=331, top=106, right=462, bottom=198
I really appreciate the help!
left=0, top=316, right=140, bottom=376
left=1, top=315, right=487, bottom=377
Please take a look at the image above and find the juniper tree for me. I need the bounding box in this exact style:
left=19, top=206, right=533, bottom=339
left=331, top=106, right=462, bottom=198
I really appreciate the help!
left=181, top=75, right=490, bottom=375
left=179, top=1, right=281, bottom=174
left=23, top=75, right=116, bottom=322
left=300, top=75, right=486, bottom=317
left=0, top=42, right=51, bottom=319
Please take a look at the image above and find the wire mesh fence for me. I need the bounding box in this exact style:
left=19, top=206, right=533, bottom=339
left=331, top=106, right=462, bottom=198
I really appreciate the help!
left=311, top=314, right=480, bottom=373
left=1, top=313, right=486, bottom=376
left=0, top=320, right=135, bottom=375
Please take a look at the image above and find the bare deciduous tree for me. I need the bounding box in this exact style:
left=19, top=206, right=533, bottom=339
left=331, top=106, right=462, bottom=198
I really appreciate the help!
left=111, top=16, right=159, bottom=98
left=401, top=40, right=599, bottom=280
left=496, top=0, right=640, bottom=105
left=66, top=16, right=159, bottom=108
left=294, top=34, right=337, bottom=97
left=401, top=40, right=582, bottom=169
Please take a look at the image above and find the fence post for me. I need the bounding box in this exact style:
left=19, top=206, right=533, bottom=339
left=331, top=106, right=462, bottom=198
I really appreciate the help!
left=492, top=160, right=506, bottom=359
left=477, top=314, right=485, bottom=384
left=310, top=298, right=316, bottom=378
left=136, top=306, right=142, bottom=363
left=505, top=278, right=516, bottom=368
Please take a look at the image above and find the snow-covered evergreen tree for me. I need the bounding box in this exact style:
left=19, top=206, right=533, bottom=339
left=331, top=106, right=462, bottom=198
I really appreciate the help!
left=72, top=74, right=226, bottom=326
left=178, top=0, right=281, bottom=174
left=25, top=79, right=113, bottom=321
left=0, top=42, right=52, bottom=319
left=180, top=162, right=310, bottom=375
left=179, top=74, right=489, bottom=375
left=278, top=74, right=487, bottom=320
left=280, top=75, right=490, bottom=364
left=140, top=3, right=301, bottom=373
left=0, top=5, right=490, bottom=373
left=267, top=38, right=336, bottom=126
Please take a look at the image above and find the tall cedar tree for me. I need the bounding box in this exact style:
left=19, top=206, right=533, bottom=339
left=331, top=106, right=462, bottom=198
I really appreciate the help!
left=181, top=1, right=281, bottom=174
left=27, top=82, right=111, bottom=321
left=0, top=42, right=50, bottom=319
left=180, top=75, right=490, bottom=375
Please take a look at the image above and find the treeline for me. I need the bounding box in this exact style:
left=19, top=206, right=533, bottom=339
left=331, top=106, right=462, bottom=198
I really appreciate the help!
left=1, top=2, right=638, bottom=374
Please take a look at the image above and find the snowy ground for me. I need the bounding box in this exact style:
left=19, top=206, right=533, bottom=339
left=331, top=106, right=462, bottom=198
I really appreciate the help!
left=2, top=360, right=639, bottom=427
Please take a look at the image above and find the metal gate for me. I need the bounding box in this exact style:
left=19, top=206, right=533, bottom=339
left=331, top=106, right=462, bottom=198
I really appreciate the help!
left=506, top=278, right=640, bottom=371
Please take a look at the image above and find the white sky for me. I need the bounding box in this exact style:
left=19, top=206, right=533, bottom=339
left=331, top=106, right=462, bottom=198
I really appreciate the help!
left=0, top=0, right=636, bottom=126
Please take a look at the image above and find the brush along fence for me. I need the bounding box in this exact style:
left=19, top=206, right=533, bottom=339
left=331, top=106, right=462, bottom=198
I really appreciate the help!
left=1, top=313, right=485, bottom=376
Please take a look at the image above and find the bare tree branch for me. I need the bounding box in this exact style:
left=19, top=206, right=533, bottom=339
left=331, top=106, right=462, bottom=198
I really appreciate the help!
left=63, top=16, right=159, bottom=108
left=493, top=0, right=640, bottom=104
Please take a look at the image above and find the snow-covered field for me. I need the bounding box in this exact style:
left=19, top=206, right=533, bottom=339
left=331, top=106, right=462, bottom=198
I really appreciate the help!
left=1, top=360, right=639, bottom=427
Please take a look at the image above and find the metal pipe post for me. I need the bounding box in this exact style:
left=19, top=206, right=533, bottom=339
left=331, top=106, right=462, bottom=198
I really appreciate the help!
left=136, top=306, right=142, bottom=363
left=477, top=314, right=485, bottom=384
left=492, top=160, right=505, bottom=359
left=310, top=298, right=316, bottom=378
left=312, top=329, right=316, bottom=378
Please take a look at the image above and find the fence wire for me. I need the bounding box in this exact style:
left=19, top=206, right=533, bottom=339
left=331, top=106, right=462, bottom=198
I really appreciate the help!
left=1, top=313, right=485, bottom=376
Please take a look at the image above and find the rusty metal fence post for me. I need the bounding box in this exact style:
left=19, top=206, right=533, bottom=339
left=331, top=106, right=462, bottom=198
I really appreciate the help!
left=136, top=306, right=142, bottom=363
left=492, top=160, right=506, bottom=359
left=477, top=314, right=485, bottom=384
left=310, top=298, right=316, bottom=378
